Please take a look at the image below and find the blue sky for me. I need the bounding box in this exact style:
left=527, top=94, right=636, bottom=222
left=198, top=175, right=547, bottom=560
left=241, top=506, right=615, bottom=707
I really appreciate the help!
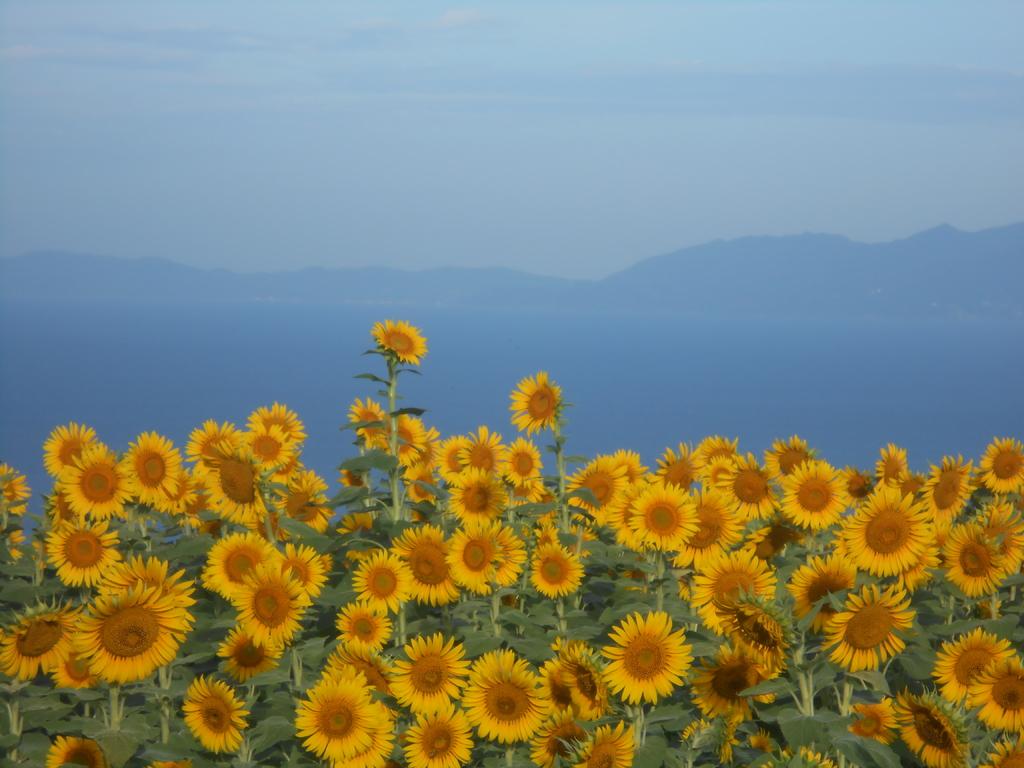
left=1, top=0, right=1022, bottom=277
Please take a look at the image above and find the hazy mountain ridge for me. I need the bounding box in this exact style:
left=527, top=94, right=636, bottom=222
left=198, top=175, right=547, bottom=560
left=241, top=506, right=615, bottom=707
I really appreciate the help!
left=3, top=223, right=1022, bottom=319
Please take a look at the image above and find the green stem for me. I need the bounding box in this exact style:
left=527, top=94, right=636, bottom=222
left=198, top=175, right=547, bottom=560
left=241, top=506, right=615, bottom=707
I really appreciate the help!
left=556, top=597, right=567, bottom=638
left=837, top=679, right=853, bottom=716
left=109, top=685, right=123, bottom=731
left=490, top=591, right=502, bottom=639
left=387, top=357, right=404, bottom=522
left=553, top=421, right=568, bottom=534
left=291, top=647, right=304, bottom=690
left=6, top=698, right=21, bottom=762
left=505, top=746, right=515, bottom=766
left=398, top=603, right=408, bottom=646
left=654, top=551, right=665, bottom=612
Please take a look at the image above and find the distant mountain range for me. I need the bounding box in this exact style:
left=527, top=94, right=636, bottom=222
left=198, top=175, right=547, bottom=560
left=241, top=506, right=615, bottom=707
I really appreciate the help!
left=3, top=223, right=1022, bottom=319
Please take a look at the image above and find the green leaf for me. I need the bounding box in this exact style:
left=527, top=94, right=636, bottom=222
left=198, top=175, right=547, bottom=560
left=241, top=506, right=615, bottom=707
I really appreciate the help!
left=94, top=730, right=141, bottom=768
left=777, top=713, right=828, bottom=749
left=249, top=715, right=296, bottom=756
left=633, top=733, right=668, bottom=768
left=848, top=669, right=890, bottom=693
left=339, top=451, right=398, bottom=474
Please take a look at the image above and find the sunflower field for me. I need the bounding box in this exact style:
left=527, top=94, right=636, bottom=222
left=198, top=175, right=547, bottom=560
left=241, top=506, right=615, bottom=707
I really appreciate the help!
left=1, top=320, right=1023, bottom=768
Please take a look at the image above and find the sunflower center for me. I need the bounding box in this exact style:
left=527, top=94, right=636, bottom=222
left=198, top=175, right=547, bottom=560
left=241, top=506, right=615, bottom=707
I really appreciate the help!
left=844, top=603, right=894, bottom=650
left=805, top=574, right=849, bottom=616
left=224, top=549, right=257, bottom=582
left=100, top=605, right=159, bottom=657
left=254, top=435, right=281, bottom=461
left=59, top=438, right=84, bottom=465
left=586, top=473, right=613, bottom=504
left=622, top=637, right=665, bottom=679
left=82, top=466, right=116, bottom=502
left=572, top=663, right=598, bottom=698
left=528, top=388, right=555, bottom=419
left=319, top=699, right=355, bottom=737
left=423, top=722, right=453, bottom=757
left=912, top=707, right=954, bottom=749
left=734, top=610, right=782, bottom=650
left=65, top=531, right=102, bottom=568
left=587, top=742, right=618, bottom=768
left=958, top=541, right=992, bottom=576
left=201, top=695, right=232, bottom=733
left=140, top=453, right=166, bottom=484
left=387, top=332, right=412, bottom=353
left=690, top=510, right=724, bottom=549
left=464, top=485, right=492, bottom=514
left=410, top=655, right=446, bottom=692
left=646, top=502, right=678, bottom=534
left=847, top=473, right=871, bottom=498
left=253, top=585, right=290, bottom=626
left=548, top=723, right=585, bottom=757
left=352, top=617, right=375, bottom=640
left=219, top=458, right=256, bottom=504
left=541, top=556, right=568, bottom=583
left=883, top=458, right=904, bottom=483
left=856, top=714, right=880, bottom=735
left=933, top=473, right=961, bottom=510
left=734, top=469, right=767, bottom=504
left=469, top=445, right=495, bottom=471
left=665, top=460, right=695, bottom=487
left=370, top=568, right=398, bottom=596
left=864, top=506, right=910, bottom=554
left=16, top=618, right=63, bottom=657
left=235, top=641, right=265, bottom=667
left=992, top=674, right=1024, bottom=710
left=797, top=481, right=830, bottom=513
left=286, top=491, right=313, bottom=520
left=953, top=647, right=995, bottom=685
left=778, top=448, right=809, bottom=475
left=65, top=655, right=92, bottom=681
left=284, top=558, right=310, bottom=585
left=993, top=450, right=1022, bottom=479
left=411, top=542, right=449, bottom=585
left=485, top=681, right=529, bottom=721
left=513, top=452, right=535, bottom=476
left=711, top=660, right=757, bottom=700
left=64, top=746, right=102, bottom=768
left=463, top=541, right=492, bottom=571
left=714, top=571, right=755, bottom=602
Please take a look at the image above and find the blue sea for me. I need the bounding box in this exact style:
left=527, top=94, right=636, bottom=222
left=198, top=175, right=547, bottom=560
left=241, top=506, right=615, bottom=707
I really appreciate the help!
left=2, top=299, right=1023, bottom=505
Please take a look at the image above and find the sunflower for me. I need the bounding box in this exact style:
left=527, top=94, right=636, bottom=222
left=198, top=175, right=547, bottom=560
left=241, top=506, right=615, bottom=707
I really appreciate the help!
left=454, top=427, right=504, bottom=475
left=348, top=397, right=388, bottom=450
left=786, top=554, right=856, bottom=632
left=353, top=549, right=412, bottom=614
left=75, top=584, right=192, bottom=683
left=510, top=371, right=561, bottom=434
left=567, top=456, right=630, bottom=525
left=969, top=658, right=1024, bottom=733
left=840, top=466, right=874, bottom=501
left=403, top=703, right=474, bottom=768
left=59, top=444, right=130, bottom=521
left=501, top=438, right=543, bottom=486
left=325, top=644, right=394, bottom=695
left=0, top=607, right=79, bottom=679
left=749, top=728, right=776, bottom=752
left=203, top=446, right=266, bottom=525
left=46, top=486, right=78, bottom=525
left=716, top=453, right=776, bottom=521
left=695, top=435, right=740, bottom=470
left=718, top=594, right=791, bottom=671
left=217, top=626, right=281, bottom=682
left=449, top=468, right=507, bottom=523
left=46, top=519, right=122, bottom=587
left=336, top=603, right=392, bottom=651
left=45, top=736, right=107, bottom=768
left=894, top=691, right=967, bottom=768
left=933, top=627, right=1014, bottom=704
left=119, top=432, right=182, bottom=507
left=691, top=644, right=774, bottom=721
left=875, top=443, right=909, bottom=488
left=231, top=562, right=311, bottom=647
left=386, top=414, right=431, bottom=468
left=343, top=700, right=397, bottom=768
left=493, top=524, right=527, bottom=587
left=691, top=550, right=777, bottom=634
left=462, top=649, right=550, bottom=744
left=0, top=463, right=30, bottom=514
left=186, top=420, right=243, bottom=473
left=531, top=543, right=584, bottom=598
left=923, top=456, right=973, bottom=526
left=824, top=584, right=914, bottom=672
left=849, top=698, right=897, bottom=743
left=246, top=424, right=297, bottom=475
left=436, top=435, right=471, bottom=483
left=896, top=544, right=941, bottom=594
left=98, top=555, right=196, bottom=609
left=980, top=437, right=1024, bottom=494
left=765, top=435, right=813, bottom=480
left=275, top=469, right=331, bottom=532
left=390, top=633, right=470, bottom=715
left=531, top=709, right=586, bottom=768
left=281, top=543, right=331, bottom=599
left=182, top=676, right=248, bottom=753
left=51, top=650, right=98, bottom=689
left=447, top=520, right=502, bottom=595
left=573, top=722, right=634, bottom=768
left=553, top=640, right=609, bottom=719
left=743, top=518, right=803, bottom=562
left=982, top=502, right=1024, bottom=575
left=393, top=524, right=460, bottom=606
left=901, top=472, right=926, bottom=497
left=943, top=522, right=1009, bottom=597
left=372, top=319, right=427, bottom=365
left=780, top=460, right=849, bottom=530
left=43, top=422, right=99, bottom=478
left=295, top=666, right=379, bottom=761
left=842, top=485, right=934, bottom=576
left=247, top=402, right=306, bottom=444
left=611, top=450, right=648, bottom=484
left=981, top=738, right=1024, bottom=768
left=671, top=488, right=743, bottom=569
left=626, top=481, right=698, bottom=551
left=601, top=611, right=692, bottom=705
left=202, top=532, right=279, bottom=600
left=656, top=442, right=702, bottom=489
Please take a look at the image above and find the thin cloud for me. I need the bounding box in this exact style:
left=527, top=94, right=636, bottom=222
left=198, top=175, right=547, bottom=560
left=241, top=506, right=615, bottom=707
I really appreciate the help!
left=433, top=9, right=487, bottom=30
